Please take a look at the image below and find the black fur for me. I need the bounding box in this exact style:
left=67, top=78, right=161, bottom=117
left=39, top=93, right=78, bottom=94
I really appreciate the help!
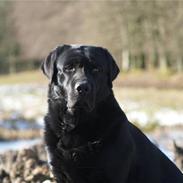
left=42, top=44, right=183, bottom=183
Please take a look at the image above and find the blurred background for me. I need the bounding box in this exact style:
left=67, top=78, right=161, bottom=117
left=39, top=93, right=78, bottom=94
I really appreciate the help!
left=0, top=1, right=183, bottom=182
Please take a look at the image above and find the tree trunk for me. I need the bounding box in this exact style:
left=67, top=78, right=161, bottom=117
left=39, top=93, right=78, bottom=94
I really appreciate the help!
left=176, top=57, right=183, bottom=73
left=159, top=53, right=168, bottom=73
left=8, top=56, right=16, bottom=74
left=145, top=51, right=157, bottom=71
left=121, top=49, right=130, bottom=71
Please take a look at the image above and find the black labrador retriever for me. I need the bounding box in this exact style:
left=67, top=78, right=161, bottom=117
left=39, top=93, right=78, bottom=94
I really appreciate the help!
left=42, top=44, right=183, bottom=183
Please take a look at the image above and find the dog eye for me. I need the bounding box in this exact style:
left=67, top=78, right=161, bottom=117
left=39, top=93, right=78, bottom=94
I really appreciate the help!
left=64, top=65, right=75, bottom=73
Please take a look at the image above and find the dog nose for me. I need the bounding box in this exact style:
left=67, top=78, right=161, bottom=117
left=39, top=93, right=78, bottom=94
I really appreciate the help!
left=75, top=82, right=91, bottom=95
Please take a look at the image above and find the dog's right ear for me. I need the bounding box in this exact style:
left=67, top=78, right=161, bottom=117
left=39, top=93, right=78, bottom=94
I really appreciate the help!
left=41, top=45, right=70, bottom=81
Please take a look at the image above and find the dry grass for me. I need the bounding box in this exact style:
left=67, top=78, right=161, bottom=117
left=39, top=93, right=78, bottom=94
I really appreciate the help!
left=0, top=128, right=41, bottom=141
left=1, top=69, right=183, bottom=88
left=114, top=71, right=183, bottom=89
left=114, top=87, right=183, bottom=110
left=0, top=70, right=183, bottom=136
left=0, top=70, right=47, bottom=84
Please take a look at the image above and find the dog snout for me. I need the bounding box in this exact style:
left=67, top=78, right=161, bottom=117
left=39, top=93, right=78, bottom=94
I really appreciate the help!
left=75, top=82, right=91, bottom=95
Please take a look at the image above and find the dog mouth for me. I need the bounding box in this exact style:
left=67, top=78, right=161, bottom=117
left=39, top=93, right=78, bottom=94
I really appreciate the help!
left=64, top=102, right=94, bottom=132
left=63, top=94, right=95, bottom=132
left=66, top=97, right=95, bottom=114
left=67, top=102, right=94, bottom=114
left=66, top=106, right=80, bottom=114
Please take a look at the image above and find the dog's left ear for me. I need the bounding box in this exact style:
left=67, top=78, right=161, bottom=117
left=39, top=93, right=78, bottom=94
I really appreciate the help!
left=41, top=45, right=70, bottom=82
left=104, top=48, right=120, bottom=87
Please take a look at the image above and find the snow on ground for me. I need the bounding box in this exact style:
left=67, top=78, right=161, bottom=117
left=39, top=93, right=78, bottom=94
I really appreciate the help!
left=0, top=84, right=183, bottom=161
left=0, top=84, right=47, bottom=127
left=0, top=84, right=183, bottom=127
left=120, top=101, right=183, bottom=127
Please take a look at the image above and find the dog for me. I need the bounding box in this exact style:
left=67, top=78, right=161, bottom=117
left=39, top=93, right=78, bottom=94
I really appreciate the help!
left=42, top=44, right=183, bottom=183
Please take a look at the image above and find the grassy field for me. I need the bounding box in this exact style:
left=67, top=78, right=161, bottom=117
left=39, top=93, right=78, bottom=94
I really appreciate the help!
left=114, top=87, right=183, bottom=131
left=0, top=70, right=47, bottom=84
left=1, top=70, right=183, bottom=88
left=0, top=71, right=183, bottom=140
left=114, top=87, right=183, bottom=110
left=1, top=70, right=183, bottom=112
left=114, top=71, right=183, bottom=89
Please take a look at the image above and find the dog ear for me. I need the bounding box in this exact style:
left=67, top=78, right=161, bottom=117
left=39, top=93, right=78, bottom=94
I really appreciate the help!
left=41, top=45, right=70, bottom=82
left=104, top=48, right=120, bottom=87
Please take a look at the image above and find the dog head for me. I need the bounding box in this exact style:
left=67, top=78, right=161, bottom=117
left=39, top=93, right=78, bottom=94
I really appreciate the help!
left=42, top=44, right=119, bottom=114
